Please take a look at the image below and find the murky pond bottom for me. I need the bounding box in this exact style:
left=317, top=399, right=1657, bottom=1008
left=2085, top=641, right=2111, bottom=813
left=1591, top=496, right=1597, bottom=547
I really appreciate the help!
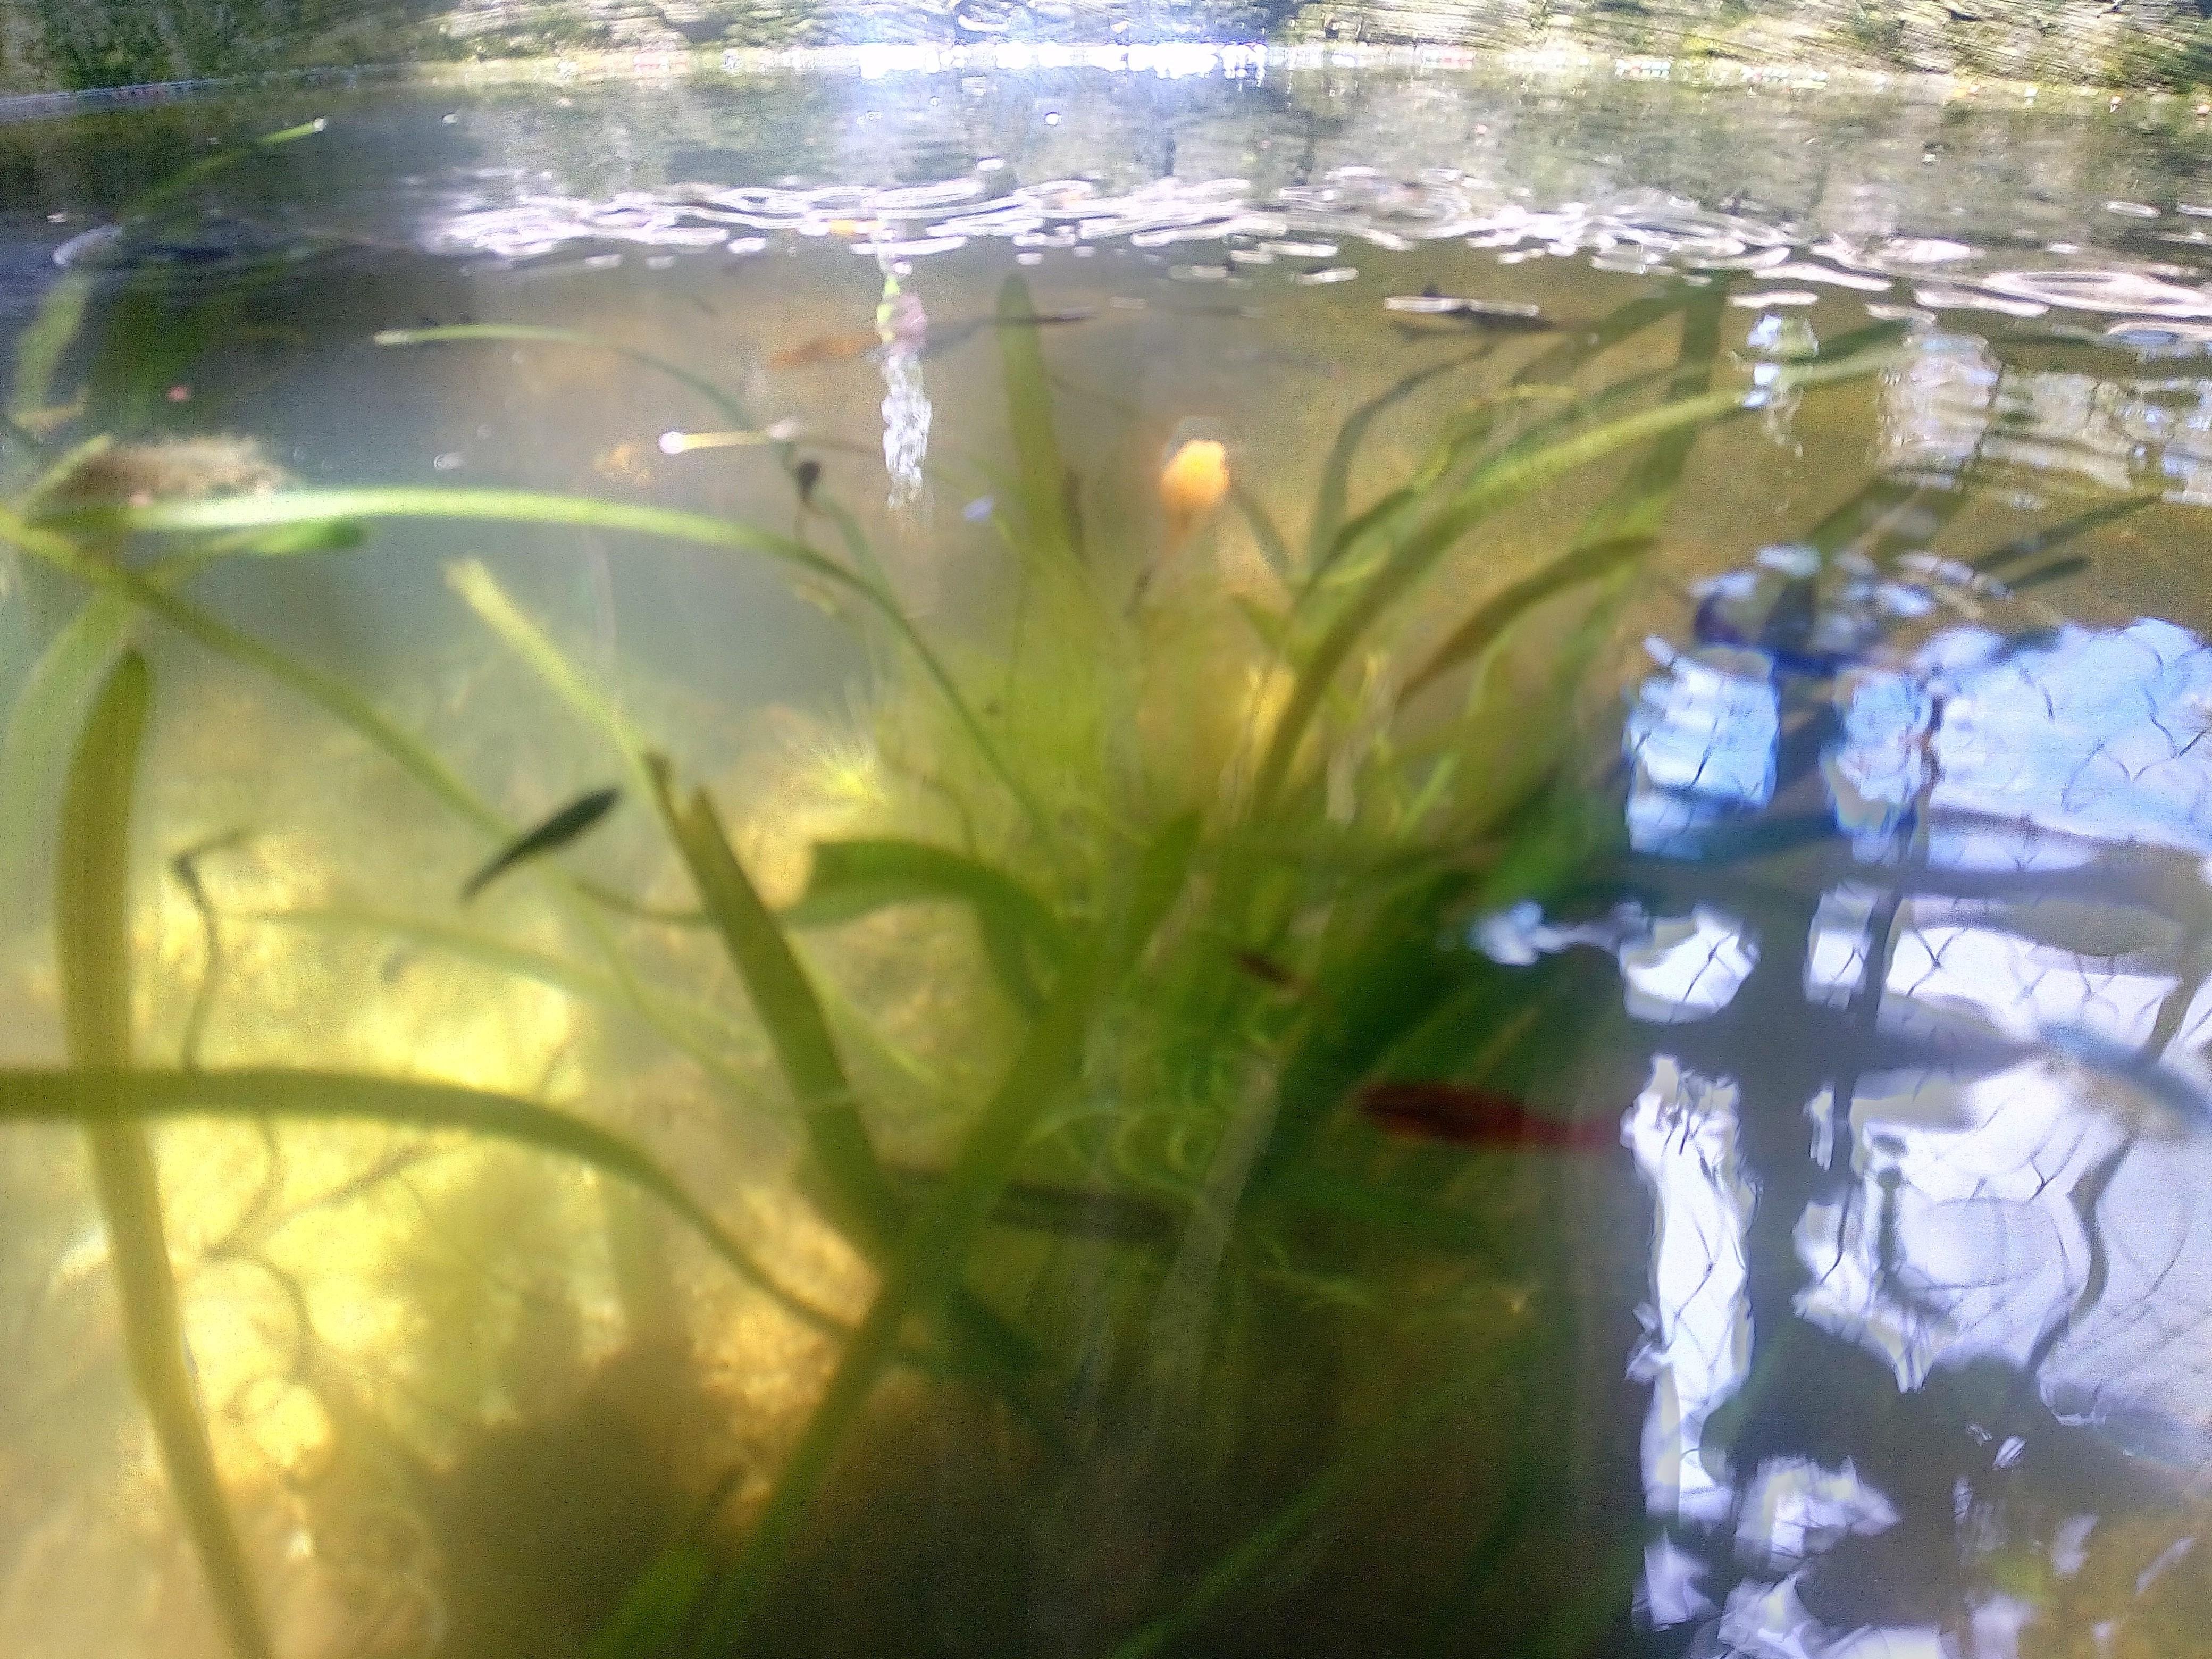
left=2, top=59, right=2212, bottom=1659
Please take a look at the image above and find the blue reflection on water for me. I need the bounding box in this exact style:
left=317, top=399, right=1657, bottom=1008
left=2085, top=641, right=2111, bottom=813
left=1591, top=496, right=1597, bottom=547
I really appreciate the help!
left=1490, top=532, right=2212, bottom=1654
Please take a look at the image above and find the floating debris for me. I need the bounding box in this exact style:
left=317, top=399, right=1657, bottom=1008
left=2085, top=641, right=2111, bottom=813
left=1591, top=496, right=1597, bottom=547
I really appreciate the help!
left=1385, top=290, right=1551, bottom=330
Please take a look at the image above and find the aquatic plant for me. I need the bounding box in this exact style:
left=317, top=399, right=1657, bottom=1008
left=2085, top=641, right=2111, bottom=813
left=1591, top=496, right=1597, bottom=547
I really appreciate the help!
left=0, top=127, right=1933, bottom=1657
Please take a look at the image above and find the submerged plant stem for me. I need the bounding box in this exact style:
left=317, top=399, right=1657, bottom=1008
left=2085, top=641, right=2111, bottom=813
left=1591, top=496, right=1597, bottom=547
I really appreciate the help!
left=0, top=1066, right=849, bottom=1336
left=57, top=653, right=274, bottom=1659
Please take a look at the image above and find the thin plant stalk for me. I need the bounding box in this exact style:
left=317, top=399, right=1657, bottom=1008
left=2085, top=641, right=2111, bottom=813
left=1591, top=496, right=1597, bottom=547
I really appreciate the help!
left=57, top=651, right=274, bottom=1659
left=1, top=1065, right=848, bottom=1335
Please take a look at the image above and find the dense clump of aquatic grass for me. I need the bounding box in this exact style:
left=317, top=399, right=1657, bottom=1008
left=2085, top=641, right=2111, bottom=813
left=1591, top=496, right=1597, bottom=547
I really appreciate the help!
left=0, top=137, right=1934, bottom=1656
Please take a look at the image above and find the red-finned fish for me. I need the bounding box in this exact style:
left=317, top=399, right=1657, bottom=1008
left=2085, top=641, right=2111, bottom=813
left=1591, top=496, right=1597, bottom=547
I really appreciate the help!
left=1358, top=1080, right=1614, bottom=1152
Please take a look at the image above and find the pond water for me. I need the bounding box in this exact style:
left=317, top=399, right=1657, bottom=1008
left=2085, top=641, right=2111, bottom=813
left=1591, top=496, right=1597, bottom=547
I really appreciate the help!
left=3, top=49, right=2212, bottom=1659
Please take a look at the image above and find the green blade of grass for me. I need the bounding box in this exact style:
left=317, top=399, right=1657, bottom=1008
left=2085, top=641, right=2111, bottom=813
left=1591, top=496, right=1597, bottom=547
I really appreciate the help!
left=245, top=903, right=763, bottom=1093
left=5, top=515, right=506, bottom=839
left=647, top=764, right=905, bottom=1252
left=0, top=591, right=135, bottom=901
left=1, top=517, right=940, bottom=1134
left=787, top=836, right=1071, bottom=1010
left=1307, top=347, right=1491, bottom=570
left=129, top=116, right=329, bottom=217
left=0, top=1066, right=847, bottom=1335
left=379, top=324, right=892, bottom=595
left=1402, top=283, right=1729, bottom=704
left=58, top=651, right=274, bottom=1659
left=0, top=516, right=814, bottom=1114
left=376, top=325, right=753, bottom=430
left=0, top=548, right=234, bottom=902
left=1229, top=480, right=1295, bottom=582
left=1250, top=347, right=1894, bottom=814
left=584, top=1540, right=715, bottom=1659
left=689, top=814, right=1197, bottom=1658
left=8, top=273, right=91, bottom=423
left=1509, top=287, right=1691, bottom=390
left=445, top=558, right=659, bottom=802
left=1305, top=374, right=1657, bottom=602
left=1972, top=495, right=2154, bottom=574
left=34, top=489, right=1048, bottom=843
left=647, top=766, right=1049, bottom=1403
left=1399, top=535, right=1657, bottom=705
left=10, top=118, right=325, bottom=429
left=997, top=275, right=1076, bottom=564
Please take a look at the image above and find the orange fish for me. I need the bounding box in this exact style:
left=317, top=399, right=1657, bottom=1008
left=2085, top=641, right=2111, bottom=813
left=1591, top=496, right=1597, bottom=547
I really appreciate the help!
left=768, top=329, right=882, bottom=371
left=1159, top=438, right=1230, bottom=543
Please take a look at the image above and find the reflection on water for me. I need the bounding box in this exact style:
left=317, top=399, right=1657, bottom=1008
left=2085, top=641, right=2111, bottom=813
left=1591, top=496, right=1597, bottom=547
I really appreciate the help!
left=7, top=54, right=2212, bottom=1659
left=1600, top=512, right=2212, bottom=1650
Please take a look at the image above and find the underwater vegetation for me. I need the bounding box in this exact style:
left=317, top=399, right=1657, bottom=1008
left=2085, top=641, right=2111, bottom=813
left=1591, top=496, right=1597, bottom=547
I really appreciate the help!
left=0, top=120, right=2064, bottom=1659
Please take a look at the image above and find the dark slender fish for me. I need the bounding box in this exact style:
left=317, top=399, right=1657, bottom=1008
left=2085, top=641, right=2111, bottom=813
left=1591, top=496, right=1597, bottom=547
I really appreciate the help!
left=792, top=458, right=823, bottom=508
left=1358, top=1079, right=1614, bottom=1151
left=462, top=787, right=622, bottom=901
left=1231, top=950, right=1308, bottom=994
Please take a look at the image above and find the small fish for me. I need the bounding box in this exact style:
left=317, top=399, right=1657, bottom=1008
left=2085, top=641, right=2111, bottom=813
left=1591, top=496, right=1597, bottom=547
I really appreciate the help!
left=768, top=329, right=880, bottom=371
left=792, top=458, right=823, bottom=508
left=462, top=786, right=622, bottom=901
left=962, top=495, right=996, bottom=523
left=1358, top=1080, right=1614, bottom=1151
left=1231, top=950, right=1309, bottom=994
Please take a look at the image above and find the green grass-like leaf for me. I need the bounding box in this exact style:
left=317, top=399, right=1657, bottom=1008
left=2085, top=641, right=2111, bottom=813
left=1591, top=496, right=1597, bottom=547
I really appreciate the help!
left=58, top=651, right=274, bottom=1659
left=688, top=813, right=1197, bottom=1656
left=788, top=837, right=1071, bottom=1013
left=1250, top=347, right=1895, bottom=812
left=377, top=325, right=754, bottom=430
left=0, top=1066, right=847, bottom=1335
left=645, top=763, right=1050, bottom=1414
left=648, top=764, right=907, bottom=1253
left=1307, top=347, right=1490, bottom=571
left=997, top=275, right=1077, bottom=565
left=0, top=590, right=136, bottom=900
